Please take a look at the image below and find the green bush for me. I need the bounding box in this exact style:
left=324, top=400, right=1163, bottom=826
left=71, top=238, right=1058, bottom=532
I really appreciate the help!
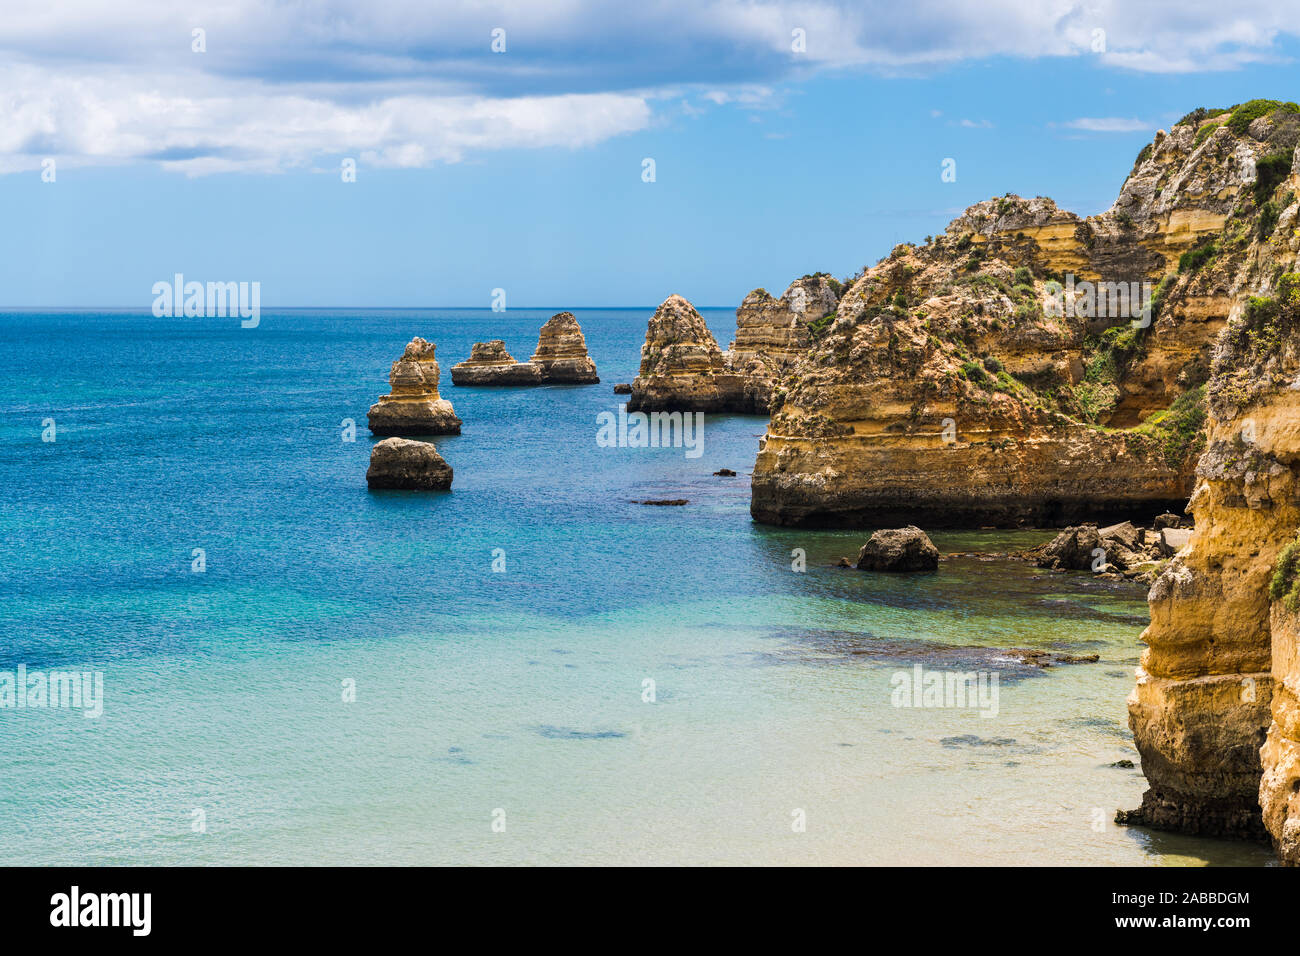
left=1227, top=99, right=1300, bottom=136
left=1176, top=107, right=1227, bottom=127
left=1013, top=266, right=1033, bottom=286
left=982, top=355, right=1003, bottom=373
left=1254, top=151, right=1293, bottom=204
left=1179, top=240, right=1218, bottom=274
left=1194, top=123, right=1224, bottom=147
left=1270, top=534, right=1300, bottom=613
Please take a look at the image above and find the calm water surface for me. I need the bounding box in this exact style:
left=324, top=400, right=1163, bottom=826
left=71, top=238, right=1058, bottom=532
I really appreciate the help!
left=0, top=309, right=1273, bottom=865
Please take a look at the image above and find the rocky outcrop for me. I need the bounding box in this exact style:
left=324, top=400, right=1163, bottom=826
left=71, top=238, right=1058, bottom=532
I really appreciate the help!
left=627, top=278, right=840, bottom=415
left=1028, top=520, right=1172, bottom=583
left=449, top=313, right=599, bottom=386
left=627, top=295, right=751, bottom=412
left=450, top=340, right=542, bottom=385
left=1125, top=103, right=1300, bottom=854
left=728, top=276, right=840, bottom=412
left=753, top=102, right=1299, bottom=528
left=528, top=312, right=599, bottom=383
left=366, top=437, right=453, bottom=490
left=368, top=338, right=462, bottom=435
left=855, top=526, right=940, bottom=572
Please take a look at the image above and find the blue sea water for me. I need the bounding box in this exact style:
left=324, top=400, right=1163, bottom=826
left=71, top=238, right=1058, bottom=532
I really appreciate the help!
left=0, top=308, right=1273, bottom=865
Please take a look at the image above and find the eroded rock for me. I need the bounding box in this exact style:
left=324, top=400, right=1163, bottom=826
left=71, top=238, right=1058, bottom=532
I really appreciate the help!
left=368, top=338, right=462, bottom=435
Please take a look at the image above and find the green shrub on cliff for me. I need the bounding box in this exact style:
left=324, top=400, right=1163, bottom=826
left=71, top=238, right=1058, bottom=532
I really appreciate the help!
left=1270, top=534, right=1300, bottom=613
left=1179, top=239, right=1218, bottom=273
left=1148, top=385, right=1207, bottom=468
left=1227, top=99, right=1300, bottom=136
left=807, top=311, right=836, bottom=340
left=1194, top=122, right=1226, bottom=147
left=1253, top=150, right=1293, bottom=204
left=1175, top=106, right=1228, bottom=127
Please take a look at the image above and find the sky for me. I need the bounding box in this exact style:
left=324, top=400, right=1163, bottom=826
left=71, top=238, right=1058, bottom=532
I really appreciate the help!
left=1, top=0, right=1299, bottom=308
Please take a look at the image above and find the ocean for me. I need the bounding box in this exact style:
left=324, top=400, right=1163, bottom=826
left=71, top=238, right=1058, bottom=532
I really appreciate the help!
left=0, top=308, right=1273, bottom=865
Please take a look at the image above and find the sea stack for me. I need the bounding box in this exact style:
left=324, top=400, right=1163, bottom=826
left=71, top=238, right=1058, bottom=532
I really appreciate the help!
left=368, top=338, right=462, bottom=435
left=449, top=313, right=599, bottom=385
left=450, top=340, right=542, bottom=385
left=366, top=437, right=453, bottom=490
left=627, top=294, right=750, bottom=412
left=528, top=311, right=599, bottom=383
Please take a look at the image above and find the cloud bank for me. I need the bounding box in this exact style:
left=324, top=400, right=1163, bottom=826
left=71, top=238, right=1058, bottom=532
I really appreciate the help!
left=0, top=0, right=1294, bottom=174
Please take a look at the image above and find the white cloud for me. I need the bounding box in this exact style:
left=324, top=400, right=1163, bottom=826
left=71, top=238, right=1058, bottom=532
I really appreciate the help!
left=0, top=0, right=1294, bottom=173
left=1064, top=117, right=1152, bottom=132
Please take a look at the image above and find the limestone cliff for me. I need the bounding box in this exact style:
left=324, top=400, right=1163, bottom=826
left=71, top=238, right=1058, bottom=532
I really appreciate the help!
left=367, top=337, right=462, bottom=435
left=1120, top=101, right=1300, bottom=854
left=729, top=276, right=840, bottom=412
left=752, top=102, right=1298, bottom=527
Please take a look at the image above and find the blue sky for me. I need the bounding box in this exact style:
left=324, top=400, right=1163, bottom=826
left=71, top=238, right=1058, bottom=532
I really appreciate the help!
left=1, top=1, right=1297, bottom=307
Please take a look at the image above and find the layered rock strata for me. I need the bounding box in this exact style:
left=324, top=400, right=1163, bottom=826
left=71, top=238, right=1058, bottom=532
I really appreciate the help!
left=627, top=294, right=751, bottom=412
left=1124, top=102, right=1300, bottom=853
left=528, top=311, right=599, bottom=383
left=368, top=338, right=462, bottom=435
left=628, top=278, right=839, bottom=414
left=450, top=340, right=541, bottom=385
left=449, top=313, right=599, bottom=385
left=753, top=105, right=1296, bottom=527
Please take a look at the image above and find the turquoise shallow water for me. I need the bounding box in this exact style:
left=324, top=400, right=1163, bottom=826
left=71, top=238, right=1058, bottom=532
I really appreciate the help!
left=0, top=308, right=1274, bottom=865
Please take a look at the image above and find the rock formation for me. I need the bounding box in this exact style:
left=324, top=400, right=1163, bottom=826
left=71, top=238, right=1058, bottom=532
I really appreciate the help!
left=752, top=102, right=1298, bottom=527
left=729, top=275, right=840, bottom=411
left=855, top=526, right=940, bottom=572
left=1028, top=520, right=1173, bottom=583
left=368, top=338, right=462, bottom=435
left=449, top=313, right=599, bottom=385
left=450, top=340, right=542, bottom=385
left=627, top=294, right=751, bottom=412
left=366, top=437, right=454, bottom=490
left=627, top=278, right=840, bottom=415
left=1120, top=101, right=1300, bottom=857
left=528, top=311, right=599, bottom=383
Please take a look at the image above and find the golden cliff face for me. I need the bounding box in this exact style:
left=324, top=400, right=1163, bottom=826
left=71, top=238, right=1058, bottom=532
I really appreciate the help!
left=1126, top=128, right=1300, bottom=849
left=752, top=111, right=1291, bottom=528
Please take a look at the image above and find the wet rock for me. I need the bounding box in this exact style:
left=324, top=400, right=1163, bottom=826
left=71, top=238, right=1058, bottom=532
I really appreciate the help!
left=635, top=498, right=688, bottom=506
left=714, top=468, right=737, bottom=476
left=613, top=383, right=632, bottom=394
left=855, top=526, right=940, bottom=572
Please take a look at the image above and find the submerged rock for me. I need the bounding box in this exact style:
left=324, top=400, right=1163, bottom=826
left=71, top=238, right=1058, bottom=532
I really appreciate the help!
left=855, top=526, right=940, bottom=572
left=366, top=437, right=453, bottom=490
left=368, top=338, right=462, bottom=435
